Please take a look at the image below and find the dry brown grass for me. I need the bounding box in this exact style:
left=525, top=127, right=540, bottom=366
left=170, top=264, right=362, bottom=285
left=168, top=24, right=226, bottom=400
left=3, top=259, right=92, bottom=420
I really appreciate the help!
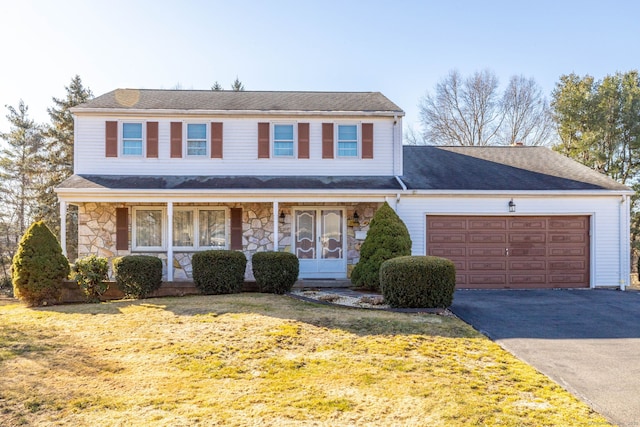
left=0, top=294, right=610, bottom=426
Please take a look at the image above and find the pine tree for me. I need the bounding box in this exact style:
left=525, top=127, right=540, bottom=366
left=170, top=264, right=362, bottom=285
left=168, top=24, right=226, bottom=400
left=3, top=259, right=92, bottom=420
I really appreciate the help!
left=351, top=202, right=412, bottom=291
left=231, top=77, right=245, bottom=91
left=211, top=81, right=223, bottom=91
left=0, top=101, right=45, bottom=240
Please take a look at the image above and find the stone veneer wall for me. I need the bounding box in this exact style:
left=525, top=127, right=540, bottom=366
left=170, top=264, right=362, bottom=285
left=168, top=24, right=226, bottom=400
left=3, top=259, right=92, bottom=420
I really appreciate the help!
left=76, top=201, right=383, bottom=280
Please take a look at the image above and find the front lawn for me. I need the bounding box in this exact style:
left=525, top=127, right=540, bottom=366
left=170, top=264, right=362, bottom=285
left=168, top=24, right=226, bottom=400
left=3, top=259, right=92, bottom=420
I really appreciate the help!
left=0, top=294, right=609, bottom=426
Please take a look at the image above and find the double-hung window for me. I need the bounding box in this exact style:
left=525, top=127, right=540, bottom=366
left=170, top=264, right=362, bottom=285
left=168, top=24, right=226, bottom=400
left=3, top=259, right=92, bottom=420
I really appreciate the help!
left=122, top=123, right=143, bottom=156
left=273, top=124, right=294, bottom=157
left=187, top=123, right=207, bottom=156
left=337, top=124, right=358, bottom=157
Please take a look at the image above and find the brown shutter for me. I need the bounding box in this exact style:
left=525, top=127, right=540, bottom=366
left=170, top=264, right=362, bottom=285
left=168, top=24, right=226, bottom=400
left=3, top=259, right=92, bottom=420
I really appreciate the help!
left=115, top=207, right=128, bottom=250
left=298, top=123, right=309, bottom=159
left=230, top=208, right=243, bottom=250
left=105, top=121, right=118, bottom=157
left=258, top=122, right=270, bottom=158
left=170, top=122, right=182, bottom=158
left=146, top=122, right=158, bottom=158
left=210, top=122, right=223, bottom=158
left=362, top=123, right=374, bottom=159
left=322, top=123, right=334, bottom=159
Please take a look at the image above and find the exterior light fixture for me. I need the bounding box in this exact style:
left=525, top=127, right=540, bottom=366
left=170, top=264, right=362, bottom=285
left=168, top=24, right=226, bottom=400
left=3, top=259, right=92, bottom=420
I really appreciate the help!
left=349, top=211, right=360, bottom=226
left=279, top=211, right=285, bottom=224
left=508, top=199, right=516, bottom=213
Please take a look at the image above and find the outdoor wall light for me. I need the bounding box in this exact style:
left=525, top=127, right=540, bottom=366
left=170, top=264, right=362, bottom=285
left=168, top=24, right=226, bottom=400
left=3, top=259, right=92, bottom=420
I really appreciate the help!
left=349, top=211, right=360, bottom=226
left=508, top=199, right=516, bottom=213
left=279, top=211, right=286, bottom=224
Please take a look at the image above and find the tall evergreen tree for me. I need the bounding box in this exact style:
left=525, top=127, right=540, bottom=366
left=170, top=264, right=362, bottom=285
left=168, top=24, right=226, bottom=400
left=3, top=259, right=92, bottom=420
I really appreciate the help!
left=0, top=101, right=45, bottom=243
left=231, top=77, right=245, bottom=91
left=38, top=75, right=92, bottom=259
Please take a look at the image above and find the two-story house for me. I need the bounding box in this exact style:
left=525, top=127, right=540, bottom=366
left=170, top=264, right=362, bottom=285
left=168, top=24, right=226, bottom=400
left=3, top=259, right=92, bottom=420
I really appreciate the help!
left=56, top=89, right=632, bottom=289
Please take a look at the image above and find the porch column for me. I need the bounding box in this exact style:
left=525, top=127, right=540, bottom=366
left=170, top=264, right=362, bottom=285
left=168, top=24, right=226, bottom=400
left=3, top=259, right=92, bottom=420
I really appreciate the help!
left=273, top=200, right=279, bottom=251
left=59, top=200, right=67, bottom=257
left=167, top=201, right=174, bottom=282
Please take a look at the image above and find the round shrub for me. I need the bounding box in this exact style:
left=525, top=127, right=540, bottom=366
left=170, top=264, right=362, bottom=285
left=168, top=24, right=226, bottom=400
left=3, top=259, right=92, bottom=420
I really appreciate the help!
left=113, top=255, right=162, bottom=299
left=192, top=250, right=247, bottom=294
left=12, top=221, right=70, bottom=306
left=252, top=251, right=299, bottom=294
left=380, top=256, right=456, bottom=308
left=72, top=255, right=109, bottom=302
left=351, top=202, right=412, bottom=291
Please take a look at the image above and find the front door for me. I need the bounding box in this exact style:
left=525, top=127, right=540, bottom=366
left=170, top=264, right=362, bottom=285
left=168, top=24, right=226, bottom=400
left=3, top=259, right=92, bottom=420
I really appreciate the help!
left=294, top=208, right=346, bottom=278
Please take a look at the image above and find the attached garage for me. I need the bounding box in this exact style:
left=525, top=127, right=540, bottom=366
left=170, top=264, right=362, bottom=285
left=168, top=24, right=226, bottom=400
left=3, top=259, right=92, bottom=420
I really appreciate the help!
left=426, top=215, right=589, bottom=289
left=398, top=146, right=633, bottom=290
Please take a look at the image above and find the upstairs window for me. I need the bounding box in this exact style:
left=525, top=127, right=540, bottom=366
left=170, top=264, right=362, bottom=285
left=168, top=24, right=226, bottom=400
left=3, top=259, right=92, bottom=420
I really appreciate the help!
left=187, top=123, right=207, bottom=156
left=122, top=123, right=143, bottom=156
left=273, top=124, right=294, bottom=157
left=337, top=124, right=358, bottom=157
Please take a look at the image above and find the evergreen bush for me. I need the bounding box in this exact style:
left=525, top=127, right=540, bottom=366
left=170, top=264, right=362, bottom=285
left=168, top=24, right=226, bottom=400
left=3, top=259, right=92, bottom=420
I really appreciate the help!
left=72, top=255, right=109, bottom=302
left=380, top=256, right=456, bottom=308
left=113, top=255, right=162, bottom=299
left=252, top=251, right=299, bottom=294
left=351, top=202, right=412, bottom=291
left=192, top=250, right=247, bottom=294
left=12, top=221, right=70, bottom=306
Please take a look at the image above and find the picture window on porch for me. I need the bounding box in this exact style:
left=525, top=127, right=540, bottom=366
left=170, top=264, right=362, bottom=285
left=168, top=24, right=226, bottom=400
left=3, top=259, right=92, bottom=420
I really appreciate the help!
left=173, top=208, right=227, bottom=250
left=133, top=208, right=163, bottom=250
left=122, top=122, right=143, bottom=156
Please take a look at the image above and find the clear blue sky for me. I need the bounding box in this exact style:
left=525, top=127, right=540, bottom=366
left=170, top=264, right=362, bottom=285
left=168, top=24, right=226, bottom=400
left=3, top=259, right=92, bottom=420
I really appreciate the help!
left=1, top=0, right=639, bottom=134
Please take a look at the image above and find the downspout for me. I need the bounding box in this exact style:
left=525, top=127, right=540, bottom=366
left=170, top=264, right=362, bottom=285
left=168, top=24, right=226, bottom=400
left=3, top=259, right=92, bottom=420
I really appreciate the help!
left=619, top=195, right=627, bottom=291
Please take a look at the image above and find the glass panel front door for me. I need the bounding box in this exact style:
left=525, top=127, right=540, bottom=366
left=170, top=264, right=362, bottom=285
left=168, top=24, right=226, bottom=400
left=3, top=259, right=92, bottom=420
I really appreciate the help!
left=294, top=208, right=346, bottom=278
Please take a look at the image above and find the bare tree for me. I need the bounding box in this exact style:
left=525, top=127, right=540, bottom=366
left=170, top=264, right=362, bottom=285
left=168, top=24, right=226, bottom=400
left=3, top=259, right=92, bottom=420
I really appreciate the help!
left=419, top=69, right=503, bottom=146
left=419, top=70, right=553, bottom=146
left=403, top=123, right=425, bottom=145
left=499, top=75, right=554, bottom=146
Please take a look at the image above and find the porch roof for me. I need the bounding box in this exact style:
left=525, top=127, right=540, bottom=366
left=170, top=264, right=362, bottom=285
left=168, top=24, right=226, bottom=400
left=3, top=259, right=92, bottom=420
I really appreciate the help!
left=57, top=174, right=404, bottom=191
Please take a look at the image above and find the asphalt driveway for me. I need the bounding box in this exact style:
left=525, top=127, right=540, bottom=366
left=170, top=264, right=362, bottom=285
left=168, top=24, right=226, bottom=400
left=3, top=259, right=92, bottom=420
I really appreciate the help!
left=451, top=289, right=640, bottom=427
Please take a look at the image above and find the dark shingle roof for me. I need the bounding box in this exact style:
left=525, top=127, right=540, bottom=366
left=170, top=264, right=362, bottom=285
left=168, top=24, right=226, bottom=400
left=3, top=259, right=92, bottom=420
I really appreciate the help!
left=401, top=146, right=629, bottom=191
left=73, top=89, right=404, bottom=115
left=57, top=175, right=403, bottom=191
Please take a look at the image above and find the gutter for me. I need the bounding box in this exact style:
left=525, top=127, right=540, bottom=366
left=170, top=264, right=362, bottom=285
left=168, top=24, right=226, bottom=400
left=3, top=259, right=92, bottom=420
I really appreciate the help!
left=69, top=108, right=405, bottom=118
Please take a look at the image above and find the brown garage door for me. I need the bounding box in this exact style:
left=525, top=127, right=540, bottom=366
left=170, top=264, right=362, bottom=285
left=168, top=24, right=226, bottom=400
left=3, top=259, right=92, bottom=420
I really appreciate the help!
left=426, top=216, right=590, bottom=289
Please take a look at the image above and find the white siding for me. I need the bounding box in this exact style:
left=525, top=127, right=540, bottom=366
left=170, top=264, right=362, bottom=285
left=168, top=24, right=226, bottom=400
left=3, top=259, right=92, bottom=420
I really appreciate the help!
left=396, top=194, right=627, bottom=288
left=74, top=115, right=398, bottom=176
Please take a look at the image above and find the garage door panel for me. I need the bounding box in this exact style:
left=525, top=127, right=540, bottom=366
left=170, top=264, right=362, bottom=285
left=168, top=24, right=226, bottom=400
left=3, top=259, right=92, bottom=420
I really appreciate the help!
left=509, top=219, right=546, bottom=229
left=468, top=260, right=507, bottom=270
left=548, top=247, right=585, bottom=256
left=509, top=260, right=545, bottom=270
left=469, top=233, right=506, bottom=244
left=468, top=219, right=507, bottom=229
left=510, top=233, right=545, bottom=243
left=509, top=247, right=546, bottom=257
left=429, top=247, right=466, bottom=257
left=468, top=247, right=504, bottom=257
left=468, top=274, right=507, bottom=285
left=549, top=233, right=586, bottom=244
left=426, top=215, right=589, bottom=289
left=429, top=233, right=466, bottom=244
left=549, top=218, right=588, bottom=229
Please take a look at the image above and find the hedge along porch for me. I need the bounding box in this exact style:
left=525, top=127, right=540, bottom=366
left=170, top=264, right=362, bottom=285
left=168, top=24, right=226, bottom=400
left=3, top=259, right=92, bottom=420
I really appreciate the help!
left=57, top=194, right=387, bottom=281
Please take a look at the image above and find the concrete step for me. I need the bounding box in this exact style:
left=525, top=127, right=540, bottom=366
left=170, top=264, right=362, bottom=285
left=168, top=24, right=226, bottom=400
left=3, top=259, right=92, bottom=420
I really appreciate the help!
left=294, top=279, right=352, bottom=289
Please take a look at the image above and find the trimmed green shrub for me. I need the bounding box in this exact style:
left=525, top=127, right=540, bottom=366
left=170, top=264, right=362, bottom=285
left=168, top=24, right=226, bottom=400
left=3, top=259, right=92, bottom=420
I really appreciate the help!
left=351, top=202, right=412, bottom=291
left=72, top=255, right=109, bottom=302
left=12, top=221, right=70, bottom=306
left=252, top=251, right=299, bottom=294
left=380, top=256, right=456, bottom=308
left=192, top=250, right=247, bottom=294
left=113, top=255, right=162, bottom=299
